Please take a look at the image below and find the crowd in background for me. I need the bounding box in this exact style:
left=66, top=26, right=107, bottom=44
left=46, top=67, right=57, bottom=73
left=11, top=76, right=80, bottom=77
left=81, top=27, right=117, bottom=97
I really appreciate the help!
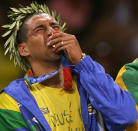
left=0, top=0, right=138, bottom=89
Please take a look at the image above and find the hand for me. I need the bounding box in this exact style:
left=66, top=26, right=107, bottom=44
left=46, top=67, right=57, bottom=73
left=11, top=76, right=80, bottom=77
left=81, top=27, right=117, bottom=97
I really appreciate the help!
left=47, top=32, right=82, bottom=64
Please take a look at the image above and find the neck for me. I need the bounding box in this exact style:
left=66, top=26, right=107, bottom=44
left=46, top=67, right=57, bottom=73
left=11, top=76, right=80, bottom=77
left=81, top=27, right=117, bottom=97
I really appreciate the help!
left=31, top=60, right=61, bottom=76
left=40, top=66, right=64, bottom=88
left=30, top=60, right=64, bottom=88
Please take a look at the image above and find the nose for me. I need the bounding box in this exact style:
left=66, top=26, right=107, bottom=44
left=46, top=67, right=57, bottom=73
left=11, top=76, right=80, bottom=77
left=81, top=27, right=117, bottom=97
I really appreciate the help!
left=47, top=27, right=55, bottom=37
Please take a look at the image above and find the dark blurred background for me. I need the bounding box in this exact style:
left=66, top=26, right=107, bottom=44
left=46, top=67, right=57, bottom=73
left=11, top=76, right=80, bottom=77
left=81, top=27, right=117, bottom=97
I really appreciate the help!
left=1, top=0, right=138, bottom=89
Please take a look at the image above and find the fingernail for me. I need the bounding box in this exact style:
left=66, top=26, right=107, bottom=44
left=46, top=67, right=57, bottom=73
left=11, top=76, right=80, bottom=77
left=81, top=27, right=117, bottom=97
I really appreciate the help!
left=47, top=42, right=50, bottom=46
left=49, top=36, right=52, bottom=39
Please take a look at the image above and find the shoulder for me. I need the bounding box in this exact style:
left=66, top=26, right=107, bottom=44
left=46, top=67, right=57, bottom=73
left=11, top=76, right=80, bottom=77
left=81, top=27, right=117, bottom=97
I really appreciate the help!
left=116, top=58, right=138, bottom=83
left=121, top=58, right=138, bottom=82
left=7, top=78, right=25, bottom=88
left=0, top=91, right=20, bottom=112
left=115, top=58, right=138, bottom=104
left=0, top=78, right=24, bottom=112
left=2, top=78, right=24, bottom=93
left=124, top=58, right=138, bottom=73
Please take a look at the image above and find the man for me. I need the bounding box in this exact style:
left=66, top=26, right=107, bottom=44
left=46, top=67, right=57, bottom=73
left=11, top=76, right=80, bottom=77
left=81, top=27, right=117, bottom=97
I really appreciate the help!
left=0, top=2, right=137, bottom=131
left=115, top=59, right=138, bottom=131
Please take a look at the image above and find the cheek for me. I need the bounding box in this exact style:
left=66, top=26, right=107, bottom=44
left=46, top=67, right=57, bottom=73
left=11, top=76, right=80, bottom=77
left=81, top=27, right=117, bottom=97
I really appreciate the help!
left=28, top=35, right=47, bottom=53
left=34, top=32, right=49, bottom=46
left=29, top=34, right=46, bottom=46
left=33, top=33, right=44, bottom=42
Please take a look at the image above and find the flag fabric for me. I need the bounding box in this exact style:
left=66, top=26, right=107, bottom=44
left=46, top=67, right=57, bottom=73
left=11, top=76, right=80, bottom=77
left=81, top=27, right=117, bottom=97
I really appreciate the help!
left=115, top=58, right=138, bottom=131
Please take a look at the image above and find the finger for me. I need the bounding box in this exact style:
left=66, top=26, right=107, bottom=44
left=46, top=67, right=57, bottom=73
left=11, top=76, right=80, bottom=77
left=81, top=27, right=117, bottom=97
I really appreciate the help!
left=48, top=32, right=66, bottom=41
left=47, top=36, right=74, bottom=47
left=55, top=44, right=69, bottom=53
left=53, top=40, right=73, bottom=50
left=54, top=40, right=74, bottom=53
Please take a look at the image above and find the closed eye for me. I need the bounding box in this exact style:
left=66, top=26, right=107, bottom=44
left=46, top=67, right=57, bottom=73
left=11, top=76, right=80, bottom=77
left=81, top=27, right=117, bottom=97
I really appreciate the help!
left=53, top=25, right=60, bottom=30
left=34, top=25, right=46, bottom=32
left=50, top=22, right=60, bottom=30
left=36, top=28, right=45, bottom=32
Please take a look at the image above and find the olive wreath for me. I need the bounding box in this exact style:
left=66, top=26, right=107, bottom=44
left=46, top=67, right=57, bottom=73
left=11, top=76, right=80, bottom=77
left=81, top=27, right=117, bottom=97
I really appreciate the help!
left=2, top=1, right=66, bottom=71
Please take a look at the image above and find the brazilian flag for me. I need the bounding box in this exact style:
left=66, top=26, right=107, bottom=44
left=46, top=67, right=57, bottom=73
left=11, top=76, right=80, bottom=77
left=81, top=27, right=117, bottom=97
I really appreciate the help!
left=115, top=59, right=138, bottom=131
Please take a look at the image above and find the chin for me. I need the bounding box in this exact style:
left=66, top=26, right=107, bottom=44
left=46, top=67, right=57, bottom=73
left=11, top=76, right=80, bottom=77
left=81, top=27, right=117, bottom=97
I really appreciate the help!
left=53, top=53, right=61, bottom=60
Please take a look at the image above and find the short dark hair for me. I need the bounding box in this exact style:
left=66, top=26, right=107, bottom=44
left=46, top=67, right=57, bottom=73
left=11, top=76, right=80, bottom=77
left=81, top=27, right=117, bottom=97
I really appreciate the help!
left=16, top=12, right=43, bottom=45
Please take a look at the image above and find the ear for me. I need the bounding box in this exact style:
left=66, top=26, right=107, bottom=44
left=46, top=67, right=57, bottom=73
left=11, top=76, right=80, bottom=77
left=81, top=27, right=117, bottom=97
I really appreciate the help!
left=18, top=43, right=30, bottom=57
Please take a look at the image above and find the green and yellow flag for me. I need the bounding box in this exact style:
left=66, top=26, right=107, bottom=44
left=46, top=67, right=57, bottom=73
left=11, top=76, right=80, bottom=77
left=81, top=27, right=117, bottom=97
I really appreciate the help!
left=115, top=59, right=138, bottom=131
